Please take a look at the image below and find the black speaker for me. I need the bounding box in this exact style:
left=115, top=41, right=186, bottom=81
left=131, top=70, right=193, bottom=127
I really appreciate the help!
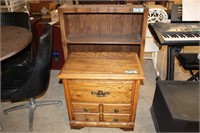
left=151, top=80, right=199, bottom=132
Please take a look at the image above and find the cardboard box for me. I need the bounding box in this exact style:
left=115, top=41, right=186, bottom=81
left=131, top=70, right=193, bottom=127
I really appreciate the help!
left=41, top=10, right=58, bottom=22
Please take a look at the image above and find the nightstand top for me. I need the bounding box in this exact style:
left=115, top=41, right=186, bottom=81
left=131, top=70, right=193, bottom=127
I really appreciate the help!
left=59, top=52, right=144, bottom=80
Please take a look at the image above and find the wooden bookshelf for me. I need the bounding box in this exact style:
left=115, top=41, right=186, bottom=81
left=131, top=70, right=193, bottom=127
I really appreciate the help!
left=58, top=4, right=148, bottom=62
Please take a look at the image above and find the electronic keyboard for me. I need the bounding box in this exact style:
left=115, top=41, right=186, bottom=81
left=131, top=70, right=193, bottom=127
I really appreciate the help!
left=148, top=21, right=200, bottom=45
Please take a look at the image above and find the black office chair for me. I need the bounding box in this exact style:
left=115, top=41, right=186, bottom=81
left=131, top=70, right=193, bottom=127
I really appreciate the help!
left=151, top=79, right=199, bottom=132
left=176, top=53, right=199, bottom=81
left=1, top=24, right=62, bottom=131
left=1, top=12, right=30, bottom=28
left=1, top=12, right=32, bottom=71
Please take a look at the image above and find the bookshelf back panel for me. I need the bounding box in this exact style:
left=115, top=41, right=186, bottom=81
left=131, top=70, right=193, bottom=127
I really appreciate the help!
left=67, top=44, right=140, bottom=54
left=64, top=14, right=143, bottom=35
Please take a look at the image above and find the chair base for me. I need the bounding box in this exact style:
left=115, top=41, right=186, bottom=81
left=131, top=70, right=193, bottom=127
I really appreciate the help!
left=188, top=71, right=199, bottom=81
left=4, top=98, right=62, bottom=131
left=176, top=53, right=199, bottom=81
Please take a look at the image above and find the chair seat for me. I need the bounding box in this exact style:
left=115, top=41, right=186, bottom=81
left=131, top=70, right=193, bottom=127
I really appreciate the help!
left=1, top=62, right=34, bottom=100
left=176, top=53, right=199, bottom=70
left=151, top=80, right=199, bottom=132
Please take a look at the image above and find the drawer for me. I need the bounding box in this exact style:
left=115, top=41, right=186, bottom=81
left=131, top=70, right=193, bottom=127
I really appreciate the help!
left=72, top=103, right=99, bottom=113
left=103, top=114, right=130, bottom=122
left=68, top=80, right=134, bottom=103
left=103, top=104, right=131, bottom=114
left=74, top=113, right=99, bottom=122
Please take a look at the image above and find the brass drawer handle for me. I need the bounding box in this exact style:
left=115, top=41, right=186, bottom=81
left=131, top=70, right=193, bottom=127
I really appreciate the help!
left=113, top=118, right=119, bottom=122
left=114, top=109, right=119, bottom=113
left=91, top=90, right=110, bottom=97
left=83, top=108, right=88, bottom=112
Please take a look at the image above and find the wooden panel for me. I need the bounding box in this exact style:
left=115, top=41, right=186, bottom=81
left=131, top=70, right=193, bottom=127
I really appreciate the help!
left=30, top=1, right=56, bottom=13
left=58, top=52, right=144, bottom=80
left=72, top=103, right=131, bottom=114
left=66, top=14, right=142, bottom=35
left=72, top=103, right=99, bottom=113
left=67, top=44, right=140, bottom=54
left=59, top=4, right=145, bottom=13
left=66, top=34, right=141, bottom=44
left=74, top=113, right=99, bottom=122
left=130, top=80, right=141, bottom=122
left=103, top=104, right=131, bottom=114
left=69, top=80, right=134, bottom=103
left=103, top=114, right=130, bottom=122
left=70, top=121, right=134, bottom=130
left=77, top=1, right=124, bottom=4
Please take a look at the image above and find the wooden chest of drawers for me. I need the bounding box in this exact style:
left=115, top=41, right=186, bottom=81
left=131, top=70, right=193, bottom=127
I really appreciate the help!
left=58, top=52, right=144, bottom=131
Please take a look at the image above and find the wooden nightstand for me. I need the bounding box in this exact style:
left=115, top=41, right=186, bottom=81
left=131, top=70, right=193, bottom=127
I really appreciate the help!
left=58, top=52, right=144, bottom=131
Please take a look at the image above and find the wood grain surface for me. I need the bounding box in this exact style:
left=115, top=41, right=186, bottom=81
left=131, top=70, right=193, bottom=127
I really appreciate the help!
left=1, top=26, right=32, bottom=61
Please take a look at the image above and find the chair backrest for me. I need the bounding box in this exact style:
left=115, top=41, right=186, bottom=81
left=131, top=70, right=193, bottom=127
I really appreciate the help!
left=0, top=12, right=32, bottom=70
left=148, top=8, right=168, bottom=23
left=0, top=12, right=31, bottom=30
left=10, top=24, right=53, bottom=101
left=146, top=8, right=168, bottom=37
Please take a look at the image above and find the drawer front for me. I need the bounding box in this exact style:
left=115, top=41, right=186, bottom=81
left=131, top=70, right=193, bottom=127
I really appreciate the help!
left=103, top=104, right=131, bottom=114
left=72, top=103, right=99, bottom=113
left=68, top=80, right=134, bottom=103
left=74, top=113, right=99, bottom=122
left=103, top=114, right=130, bottom=122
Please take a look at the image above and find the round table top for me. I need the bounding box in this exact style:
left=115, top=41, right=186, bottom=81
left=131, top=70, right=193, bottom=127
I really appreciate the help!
left=1, top=26, right=32, bottom=61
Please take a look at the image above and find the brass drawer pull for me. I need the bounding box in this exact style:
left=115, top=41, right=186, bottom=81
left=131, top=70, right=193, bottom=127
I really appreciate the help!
left=83, top=108, right=88, bottom=112
left=91, top=90, right=110, bottom=97
left=114, top=109, right=119, bottom=113
left=113, top=118, right=119, bottom=122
